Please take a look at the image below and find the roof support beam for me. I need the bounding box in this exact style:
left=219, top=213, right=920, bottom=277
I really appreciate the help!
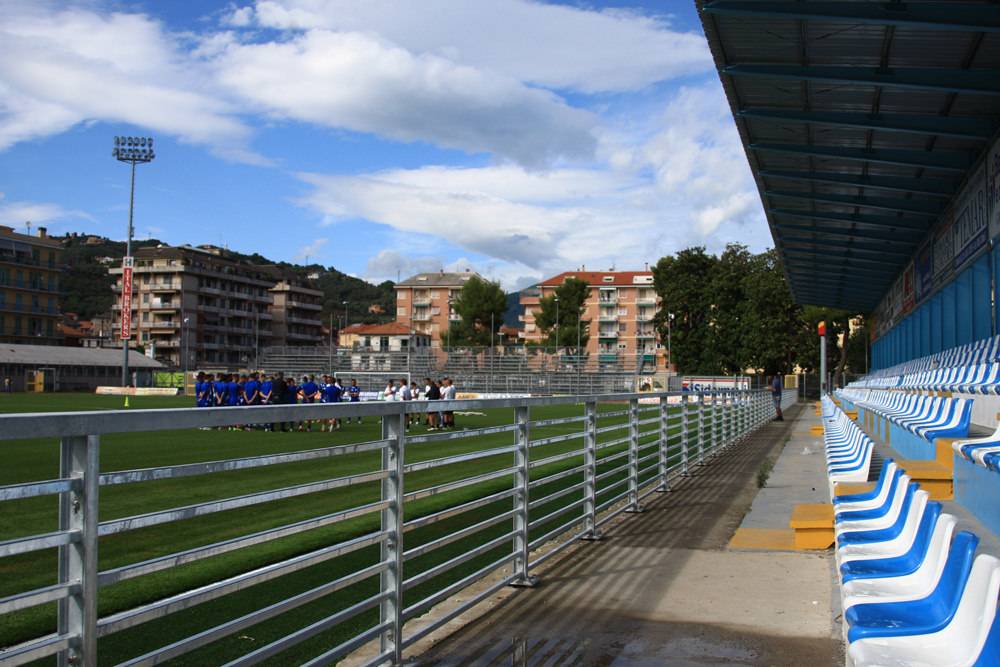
left=778, top=236, right=914, bottom=257
left=751, top=143, right=973, bottom=172
left=758, top=169, right=958, bottom=197
left=737, top=108, right=996, bottom=140
left=765, top=189, right=943, bottom=216
left=781, top=247, right=907, bottom=268
left=773, top=223, right=923, bottom=243
left=702, top=2, right=1000, bottom=33
left=724, top=64, right=1000, bottom=96
left=770, top=208, right=933, bottom=232
left=783, top=262, right=900, bottom=280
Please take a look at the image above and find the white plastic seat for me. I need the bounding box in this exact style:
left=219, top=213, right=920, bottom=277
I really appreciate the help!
left=837, top=488, right=928, bottom=570
left=841, top=513, right=957, bottom=610
left=847, top=554, right=1000, bottom=667
left=836, top=476, right=914, bottom=537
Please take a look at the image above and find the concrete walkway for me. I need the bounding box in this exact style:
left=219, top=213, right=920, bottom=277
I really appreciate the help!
left=396, top=403, right=845, bottom=666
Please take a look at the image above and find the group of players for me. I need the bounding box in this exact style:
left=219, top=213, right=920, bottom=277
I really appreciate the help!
left=192, top=372, right=460, bottom=431
left=193, top=371, right=361, bottom=431
left=381, top=377, right=458, bottom=430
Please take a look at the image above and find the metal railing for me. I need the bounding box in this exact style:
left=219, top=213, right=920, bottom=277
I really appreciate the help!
left=0, top=389, right=778, bottom=666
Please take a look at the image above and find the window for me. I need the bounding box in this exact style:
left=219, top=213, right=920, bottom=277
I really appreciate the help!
left=397, top=306, right=406, bottom=316
left=143, top=293, right=150, bottom=303
left=398, top=291, right=406, bottom=300
left=618, top=322, right=627, bottom=332
left=618, top=308, right=627, bottom=316
left=602, top=276, right=614, bottom=282
left=380, top=336, right=389, bottom=348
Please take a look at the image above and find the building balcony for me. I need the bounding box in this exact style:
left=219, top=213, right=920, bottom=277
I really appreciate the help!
left=597, top=331, right=618, bottom=338
left=411, top=312, right=432, bottom=321
left=636, top=330, right=656, bottom=339
left=0, top=303, right=59, bottom=316
left=287, top=299, right=323, bottom=311
left=598, top=312, right=617, bottom=322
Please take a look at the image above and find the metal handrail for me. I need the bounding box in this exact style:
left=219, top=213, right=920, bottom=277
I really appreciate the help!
left=0, top=389, right=779, bottom=666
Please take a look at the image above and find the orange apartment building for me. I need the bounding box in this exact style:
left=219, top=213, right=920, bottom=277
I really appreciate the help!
left=520, top=270, right=665, bottom=368
left=393, top=270, right=481, bottom=347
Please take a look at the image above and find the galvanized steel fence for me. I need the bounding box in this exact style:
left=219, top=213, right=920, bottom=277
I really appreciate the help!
left=0, top=389, right=779, bottom=666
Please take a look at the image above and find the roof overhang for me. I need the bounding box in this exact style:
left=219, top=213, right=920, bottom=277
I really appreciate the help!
left=698, top=0, right=1000, bottom=312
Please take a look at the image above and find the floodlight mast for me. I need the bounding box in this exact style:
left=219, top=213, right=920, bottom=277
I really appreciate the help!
left=112, top=136, right=155, bottom=387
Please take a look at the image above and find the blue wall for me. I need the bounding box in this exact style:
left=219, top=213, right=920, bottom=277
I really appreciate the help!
left=872, top=252, right=992, bottom=369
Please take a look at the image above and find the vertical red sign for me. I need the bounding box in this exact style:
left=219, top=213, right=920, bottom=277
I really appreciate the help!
left=121, top=256, right=134, bottom=340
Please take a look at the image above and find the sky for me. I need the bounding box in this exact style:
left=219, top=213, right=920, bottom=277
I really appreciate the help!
left=0, top=0, right=771, bottom=291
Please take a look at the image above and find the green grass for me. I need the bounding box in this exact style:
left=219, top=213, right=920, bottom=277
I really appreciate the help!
left=0, top=394, right=709, bottom=664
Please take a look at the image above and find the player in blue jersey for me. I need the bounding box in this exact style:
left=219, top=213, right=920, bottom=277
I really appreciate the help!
left=299, top=375, right=319, bottom=431
left=324, top=377, right=343, bottom=430
left=213, top=374, right=229, bottom=408
left=346, top=378, right=361, bottom=423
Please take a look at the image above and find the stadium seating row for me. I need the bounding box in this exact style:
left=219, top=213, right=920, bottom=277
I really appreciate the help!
left=821, top=398, right=1000, bottom=666
left=851, top=335, right=1000, bottom=388
left=954, top=424, right=1000, bottom=474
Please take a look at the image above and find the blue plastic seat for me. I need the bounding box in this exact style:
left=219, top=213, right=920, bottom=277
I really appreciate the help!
left=840, top=501, right=943, bottom=584
left=845, top=531, right=979, bottom=643
left=837, top=482, right=919, bottom=547
left=833, top=459, right=897, bottom=508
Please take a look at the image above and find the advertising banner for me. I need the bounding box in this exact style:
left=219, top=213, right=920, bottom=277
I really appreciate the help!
left=933, top=214, right=954, bottom=287
left=120, top=256, right=134, bottom=340
left=989, top=139, right=1000, bottom=241
left=914, top=239, right=933, bottom=304
left=902, top=261, right=915, bottom=315
left=953, top=164, right=988, bottom=272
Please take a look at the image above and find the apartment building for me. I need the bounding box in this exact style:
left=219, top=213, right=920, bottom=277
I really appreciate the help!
left=0, top=225, right=63, bottom=345
left=520, top=270, right=665, bottom=368
left=109, top=245, right=276, bottom=368
left=393, top=270, right=481, bottom=347
left=261, top=265, right=325, bottom=348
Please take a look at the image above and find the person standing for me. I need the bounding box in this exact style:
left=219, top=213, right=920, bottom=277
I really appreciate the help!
left=4, top=377, right=11, bottom=393
left=442, top=377, right=456, bottom=429
left=770, top=375, right=783, bottom=421
left=346, top=378, right=361, bottom=423
left=398, top=377, right=413, bottom=430
left=269, top=371, right=289, bottom=432
left=325, top=377, right=343, bottom=429
left=426, top=379, right=441, bottom=429
left=299, top=375, right=319, bottom=431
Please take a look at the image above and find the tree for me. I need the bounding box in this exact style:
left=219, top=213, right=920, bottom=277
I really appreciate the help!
left=738, top=248, right=805, bottom=375
left=446, top=276, right=507, bottom=346
left=652, top=247, right=719, bottom=374
left=532, top=277, right=592, bottom=349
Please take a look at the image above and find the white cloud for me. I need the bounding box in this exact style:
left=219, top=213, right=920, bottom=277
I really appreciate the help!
left=233, top=0, right=713, bottom=93
left=0, top=199, right=92, bottom=227
left=293, top=237, right=329, bottom=263
left=212, top=29, right=598, bottom=168
left=0, top=1, right=263, bottom=162
left=292, top=84, right=770, bottom=290
left=363, top=248, right=445, bottom=281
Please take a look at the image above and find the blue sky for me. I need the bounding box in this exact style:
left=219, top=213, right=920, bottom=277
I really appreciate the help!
left=0, top=0, right=770, bottom=291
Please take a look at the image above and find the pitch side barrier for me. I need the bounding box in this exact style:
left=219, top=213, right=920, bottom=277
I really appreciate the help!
left=0, top=389, right=776, bottom=667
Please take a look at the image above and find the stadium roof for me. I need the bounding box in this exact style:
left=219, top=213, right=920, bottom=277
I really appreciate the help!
left=0, top=343, right=164, bottom=368
left=698, top=0, right=1000, bottom=312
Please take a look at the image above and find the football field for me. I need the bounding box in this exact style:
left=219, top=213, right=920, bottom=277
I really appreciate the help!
left=1, top=392, right=652, bottom=664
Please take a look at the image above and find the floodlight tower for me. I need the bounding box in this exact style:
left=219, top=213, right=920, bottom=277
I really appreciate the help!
left=112, top=136, right=155, bottom=387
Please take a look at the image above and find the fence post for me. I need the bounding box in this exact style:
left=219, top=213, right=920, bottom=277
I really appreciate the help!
left=680, top=394, right=690, bottom=476
left=511, top=405, right=537, bottom=585
left=379, top=410, right=406, bottom=662
left=695, top=392, right=706, bottom=465
left=581, top=400, right=603, bottom=539
left=656, top=393, right=670, bottom=491
left=57, top=435, right=99, bottom=667
left=625, top=398, right=644, bottom=513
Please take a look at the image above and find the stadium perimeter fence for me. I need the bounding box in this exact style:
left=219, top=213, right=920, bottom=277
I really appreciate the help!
left=0, top=388, right=785, bottom=666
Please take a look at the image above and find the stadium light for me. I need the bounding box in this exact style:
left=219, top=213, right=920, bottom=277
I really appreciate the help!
left=112, top=135, right=155, bottom=388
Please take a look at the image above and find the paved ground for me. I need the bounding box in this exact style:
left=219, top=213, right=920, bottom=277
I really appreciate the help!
left=401, top=403, right=845, bottom=666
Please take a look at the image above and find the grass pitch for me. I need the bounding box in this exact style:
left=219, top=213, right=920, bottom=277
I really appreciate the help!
left=0, top=393, right=674, bottom=664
